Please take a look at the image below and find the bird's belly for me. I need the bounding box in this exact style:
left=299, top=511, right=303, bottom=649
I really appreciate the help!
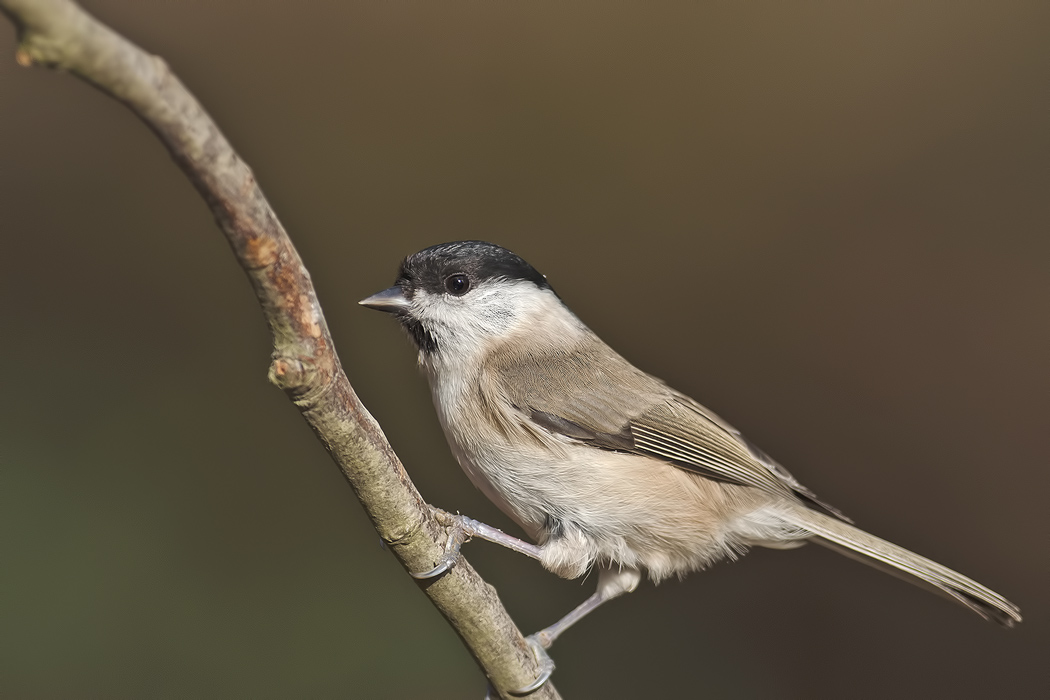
left=446, top=428, right=775, bottom=580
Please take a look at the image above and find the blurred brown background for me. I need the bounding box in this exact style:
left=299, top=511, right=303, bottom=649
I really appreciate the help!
left=1, top=1, right=1046, bottom=698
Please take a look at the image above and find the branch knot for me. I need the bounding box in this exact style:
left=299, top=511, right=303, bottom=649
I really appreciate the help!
left=268, top=355, right=315, bottom=393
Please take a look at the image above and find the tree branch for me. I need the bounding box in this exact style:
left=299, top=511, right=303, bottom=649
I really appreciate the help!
left=0, top=1, right=559, bottom=697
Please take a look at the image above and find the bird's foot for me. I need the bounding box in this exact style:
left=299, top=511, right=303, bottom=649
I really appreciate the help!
left=409, top=513, right=472, bottom=579
left=506, top=635, right=555, bottom=697
left=410, top=511, right=544, bottom=579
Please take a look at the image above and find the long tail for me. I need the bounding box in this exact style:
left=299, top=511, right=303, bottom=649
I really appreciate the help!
left=778, top=507, right=1021, bottom=627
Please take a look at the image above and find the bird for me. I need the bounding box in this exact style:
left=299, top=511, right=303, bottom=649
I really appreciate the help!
left=360, top=240, right=1021, bottom=693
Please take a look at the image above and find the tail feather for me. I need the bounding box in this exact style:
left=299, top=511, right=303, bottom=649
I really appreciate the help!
left=778, top=507, right=1021, bottom=627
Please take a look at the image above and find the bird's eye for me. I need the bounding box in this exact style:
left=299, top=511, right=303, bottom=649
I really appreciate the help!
left=444, top=274, right=471, bottom=296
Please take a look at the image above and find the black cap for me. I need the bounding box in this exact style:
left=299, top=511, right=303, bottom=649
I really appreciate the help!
left=396, top=241, right=553, bottom=296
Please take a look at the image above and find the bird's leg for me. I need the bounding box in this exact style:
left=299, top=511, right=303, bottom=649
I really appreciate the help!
left=530, top=591, right=609, bottom=648
left=529, top=567, right=639, bottom=650
left=500, top=567, right=638, bottom=695
left=413, top=515, right=637, bottom=697
left=410, top=511, right=543, bottom=579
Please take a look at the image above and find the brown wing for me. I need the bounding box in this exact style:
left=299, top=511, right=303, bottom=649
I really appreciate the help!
left=487, top=333, right=850, bottom=522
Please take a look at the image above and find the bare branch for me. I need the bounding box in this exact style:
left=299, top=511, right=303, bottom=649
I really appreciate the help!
left=0, top=0, right=559, bottom=697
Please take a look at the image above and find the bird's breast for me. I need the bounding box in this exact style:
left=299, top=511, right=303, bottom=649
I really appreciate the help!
left=426, top=370, right=550, bottom=536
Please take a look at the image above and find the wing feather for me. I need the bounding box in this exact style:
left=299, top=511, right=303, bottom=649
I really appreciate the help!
left=485, top=332, right=849, bottom=521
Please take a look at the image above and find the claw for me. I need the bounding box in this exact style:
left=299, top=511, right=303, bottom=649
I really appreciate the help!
left=409, top=555, right=458, bottom=579
left=408, top=514, right=469, bottom=579
left=506, top=636, right=555, bottom=697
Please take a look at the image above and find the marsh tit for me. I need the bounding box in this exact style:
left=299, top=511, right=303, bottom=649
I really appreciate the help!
left=361, top=241, right=1020, bottom=692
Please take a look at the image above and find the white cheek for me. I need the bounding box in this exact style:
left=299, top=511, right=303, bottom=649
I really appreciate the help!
left=414, top=283, right=578, bottom=366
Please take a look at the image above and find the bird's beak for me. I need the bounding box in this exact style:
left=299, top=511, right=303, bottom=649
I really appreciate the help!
left=359, top=286, right=411, bottom=313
